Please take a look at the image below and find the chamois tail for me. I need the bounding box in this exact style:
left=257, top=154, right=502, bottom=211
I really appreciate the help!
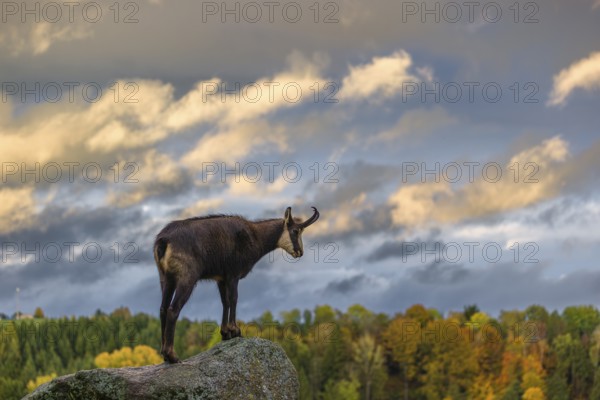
left=154, top=237, right=169, bottom=266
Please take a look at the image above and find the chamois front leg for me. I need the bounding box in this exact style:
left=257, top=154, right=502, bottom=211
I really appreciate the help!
left=217, top=280, right=231, bottom=340
left=228, top=278, right=241, bottom=338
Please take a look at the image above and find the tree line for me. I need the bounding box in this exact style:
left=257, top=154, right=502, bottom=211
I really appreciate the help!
left=1, top=303, right=600, bottom=399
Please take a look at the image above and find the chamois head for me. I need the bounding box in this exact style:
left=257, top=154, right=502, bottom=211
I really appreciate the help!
left=278, top=206, right=320, bottom=258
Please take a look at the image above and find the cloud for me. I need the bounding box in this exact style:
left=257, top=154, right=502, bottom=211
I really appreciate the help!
left=163, top=52, right=329, bottom=133
left=388, top=136, right=570, bottom=227
left=226, top=177, right=290, bottom=199
left=1, top=50, right=327, bottom=161
left=309, top=192, right=371, bottom=240
left=339, top=50, right=421, bottom=101
left=388, top=182, right=453, bottom=227
left=323, top=273, right=372, bottom=294
left=179, top=198, right=225, bottom=219
left=375, top=262, right=600, bottom=316
left=0, top=80, right=175, bottom=164
left=0, top=0, right=168, bottom=57
left=548, top=51, right=600, bottom=106
left=371, top=107, right=458, bottom=143
left=0, top=0, right=598, bottom=327
left=366, top=235, right=440, bottom=262
left=0, top=187, right=37, bottom=234
left=306, top=161, right=397, bottom=240
left=181, top=121, right=289, bottom=166
left=0, top=51, right=330, bottom=232
left=107, top=149, right=191, bottom=208
left=0, top=205, right=154, bottom=254
left=0, top=205, right=154, bottom=304
left=409, top=262, right=471, bottom=285
left=0, top=17, right=92, bottom=57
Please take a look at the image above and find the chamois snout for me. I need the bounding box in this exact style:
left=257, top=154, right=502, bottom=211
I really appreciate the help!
left=292, top=249, right=303, bottom=258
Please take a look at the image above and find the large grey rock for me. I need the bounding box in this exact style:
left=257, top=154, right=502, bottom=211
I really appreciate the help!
left=24, top=337, right=299, bottom=400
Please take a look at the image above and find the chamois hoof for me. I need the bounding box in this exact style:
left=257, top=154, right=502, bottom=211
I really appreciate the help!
left=221, top=330, right=232, bottom=341
left=163, top=352, right=181, bottom=364
left=231, top=328, right=242, bottom=338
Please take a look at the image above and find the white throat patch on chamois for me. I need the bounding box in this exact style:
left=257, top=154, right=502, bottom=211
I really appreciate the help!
left=277, top=229, right=295, bottom=255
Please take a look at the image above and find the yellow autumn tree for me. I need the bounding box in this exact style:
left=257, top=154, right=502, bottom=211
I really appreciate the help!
left=382, top=317, right=421, bottom=381
left=521, top=354, right=546, bottom=393
left=94, top=345, right=162, bottom=368
left=522, top=387, right=545, bottom=400
left=27, top=373, right=56, bottom=393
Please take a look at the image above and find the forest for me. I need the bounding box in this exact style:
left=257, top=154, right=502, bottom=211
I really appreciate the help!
left=1, top=303, right=600, bottom=400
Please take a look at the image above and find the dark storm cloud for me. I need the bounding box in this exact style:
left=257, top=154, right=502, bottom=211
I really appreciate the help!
left=312, top=161, right=397, bottom=206
left=367, top=240, right=417, bottom=262
left=527, top=198, right=575, bottom=228
left=0, top=205, right=141, bottom=243
left=257, top=160, right=401, bottom=244
left=365, top=228, right=442, bottom=262
left=523, top=195, right=600, bottom=231
left=9, top=250, right=600, bottom=322
left=409, top=262, right=471, bottom=285
left=18, top=254, right=302, bottom=321
left=375, top=263, right=600, bottom=316
left=0, top=205, right=158, bottom=302
left=308, top=160, right=400, bottom=243
left=366, top=237, right=439, bottom=263
left=0, top=203, right=160, bottom=260
left=323, top=273, right=371, bottom=294
left=3, top=0, right=598, bottom=89
left=327, top=205, right=399, bottom=244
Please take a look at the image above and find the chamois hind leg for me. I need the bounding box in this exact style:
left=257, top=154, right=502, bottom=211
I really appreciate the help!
left=217, top=280, right=231, bottom=340
left=162, top=281, right=195, bottom=364
left=159, top=271, right=176, bottom=357
left=228, top=279, right=241, bottom=338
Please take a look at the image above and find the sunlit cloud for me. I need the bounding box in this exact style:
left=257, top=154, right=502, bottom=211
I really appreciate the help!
left=339, top=50, right=422, bottom=101
left=0, top=187, right=37, bottom=234
left=388, top=136, right=571, bottom=227
left=548, top=51, right=600, bottom=106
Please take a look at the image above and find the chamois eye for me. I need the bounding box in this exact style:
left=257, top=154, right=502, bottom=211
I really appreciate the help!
left=293, top=229, right=300, bottom=235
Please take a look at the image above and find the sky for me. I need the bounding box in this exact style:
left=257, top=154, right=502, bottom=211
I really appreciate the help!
left=1, top=0, right=600, bottom=321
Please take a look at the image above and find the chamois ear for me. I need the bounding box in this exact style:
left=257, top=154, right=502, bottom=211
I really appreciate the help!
left=284, top=207, right=292, bottom=226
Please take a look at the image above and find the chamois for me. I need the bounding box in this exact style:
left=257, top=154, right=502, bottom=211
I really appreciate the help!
left=153, top=206, right=320, bottom=363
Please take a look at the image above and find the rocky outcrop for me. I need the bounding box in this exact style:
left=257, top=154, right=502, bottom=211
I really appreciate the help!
left=24, top=337, right=299, bottom=400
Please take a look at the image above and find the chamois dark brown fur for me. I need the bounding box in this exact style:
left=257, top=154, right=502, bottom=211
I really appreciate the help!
left=154, top=206, right=319, bottom=363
